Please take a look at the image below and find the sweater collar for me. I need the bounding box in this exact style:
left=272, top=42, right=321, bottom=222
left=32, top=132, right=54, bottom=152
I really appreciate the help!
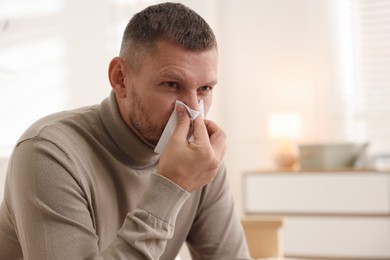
left=100, top=91, right=159, bottom=168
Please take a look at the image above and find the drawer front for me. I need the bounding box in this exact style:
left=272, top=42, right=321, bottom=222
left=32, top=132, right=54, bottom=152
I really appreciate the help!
left=244, top=172, right=390, bottom=214
left=283, top=216, right=390, bottom=258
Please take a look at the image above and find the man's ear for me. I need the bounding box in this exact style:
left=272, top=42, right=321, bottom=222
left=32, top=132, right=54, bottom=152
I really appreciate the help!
left=108, top=57, right=128, bottom=98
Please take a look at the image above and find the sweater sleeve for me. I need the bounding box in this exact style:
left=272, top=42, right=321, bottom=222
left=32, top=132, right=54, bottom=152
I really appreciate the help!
left=186, top=163, right=251, bottom=260
left=5, top=137, right=190, bottom=260
left=100, top=174, right=190, bottom=259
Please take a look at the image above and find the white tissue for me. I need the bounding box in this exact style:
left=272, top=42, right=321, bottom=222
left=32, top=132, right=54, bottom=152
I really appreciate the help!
left=154, top=100, right=204, bottom=154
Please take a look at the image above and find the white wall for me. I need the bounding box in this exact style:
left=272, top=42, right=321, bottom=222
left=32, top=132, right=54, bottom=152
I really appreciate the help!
left=0, top=158, right=8, bottom=202
left=214, top=0, right=341, bottom=213
left=61, top=0, right=112, bottom=108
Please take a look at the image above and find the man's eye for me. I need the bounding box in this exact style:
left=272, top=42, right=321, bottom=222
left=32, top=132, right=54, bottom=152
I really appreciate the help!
left=198, top=86, right=213, bottom=93
left=164, top=82, right=178, bottom=88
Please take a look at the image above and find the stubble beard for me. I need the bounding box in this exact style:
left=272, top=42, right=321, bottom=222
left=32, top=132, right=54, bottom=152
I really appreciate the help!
left=127, top=88, right=164, bottom=146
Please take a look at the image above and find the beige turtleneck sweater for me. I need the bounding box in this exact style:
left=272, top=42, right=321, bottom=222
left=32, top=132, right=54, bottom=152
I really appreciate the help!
left=0, top=91, right=250, bottom=260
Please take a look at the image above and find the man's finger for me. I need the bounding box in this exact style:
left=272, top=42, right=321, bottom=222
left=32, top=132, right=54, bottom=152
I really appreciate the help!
left=192, top=114, right=209, bottom=145
left=171, top=104, right=191, bottom=141
left=205, top=120, right=227, bottom=160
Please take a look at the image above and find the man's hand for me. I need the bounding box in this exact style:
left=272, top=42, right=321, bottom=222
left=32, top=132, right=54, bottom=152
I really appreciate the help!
left=157, top=104, right=226, bottom=192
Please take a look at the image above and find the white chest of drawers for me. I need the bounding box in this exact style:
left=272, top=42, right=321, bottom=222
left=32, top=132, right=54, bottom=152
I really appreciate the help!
left=243, top=170, right=390, bottom=260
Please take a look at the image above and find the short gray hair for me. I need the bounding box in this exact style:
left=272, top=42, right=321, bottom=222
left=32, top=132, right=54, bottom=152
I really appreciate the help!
left=119, top=2, right=217, bottom=70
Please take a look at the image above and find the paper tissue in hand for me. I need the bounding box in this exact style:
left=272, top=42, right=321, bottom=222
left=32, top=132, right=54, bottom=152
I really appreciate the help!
left=154, top=100, right=204, bottom=154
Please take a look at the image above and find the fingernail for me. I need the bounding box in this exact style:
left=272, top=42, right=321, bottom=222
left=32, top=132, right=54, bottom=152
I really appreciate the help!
left=176, top=104, right=186, bottom=116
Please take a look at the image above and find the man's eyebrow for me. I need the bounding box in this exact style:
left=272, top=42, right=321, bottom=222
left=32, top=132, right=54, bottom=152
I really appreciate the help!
left=206, top=79, right=218, bottom=86
left=158, top=71, right=218, bottom=86
left=158, top=71, right=184, bottom=81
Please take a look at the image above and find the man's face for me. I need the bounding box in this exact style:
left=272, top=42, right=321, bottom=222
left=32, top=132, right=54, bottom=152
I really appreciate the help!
left=121, top=40, right=218, bottom=145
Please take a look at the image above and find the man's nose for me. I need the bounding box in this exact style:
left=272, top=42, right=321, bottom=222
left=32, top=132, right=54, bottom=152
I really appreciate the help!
left=181, top=94, right=200, bottom=111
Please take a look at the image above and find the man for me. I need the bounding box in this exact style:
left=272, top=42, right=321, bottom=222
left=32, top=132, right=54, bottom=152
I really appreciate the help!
left=0, top=3, right=250, bottom=259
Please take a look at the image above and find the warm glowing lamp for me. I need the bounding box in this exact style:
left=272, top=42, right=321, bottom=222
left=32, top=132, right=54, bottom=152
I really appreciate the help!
left=268, top=112, right=301, bottom=169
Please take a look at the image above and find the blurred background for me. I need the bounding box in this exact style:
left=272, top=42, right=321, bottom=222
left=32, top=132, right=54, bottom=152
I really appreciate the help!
left=1, top=0, right=389, bottom=259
